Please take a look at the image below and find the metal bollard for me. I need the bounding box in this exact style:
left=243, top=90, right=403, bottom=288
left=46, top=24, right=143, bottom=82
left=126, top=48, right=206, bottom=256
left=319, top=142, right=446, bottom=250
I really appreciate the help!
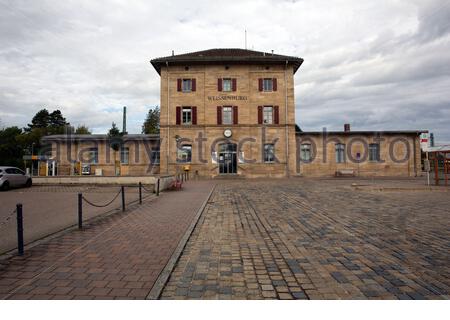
left=156, top=178, right=160, bottom=196
left=16, top=204, right=24, bottom=256
left=78, top=193, right=83, bottom=229
left=139, top=182, right=142, bottom=204
left=121, top=186, right=125, bottom=211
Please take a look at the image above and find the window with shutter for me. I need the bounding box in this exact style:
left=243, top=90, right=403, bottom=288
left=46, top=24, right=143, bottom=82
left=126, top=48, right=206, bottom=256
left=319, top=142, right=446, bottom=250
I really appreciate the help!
left=192, top=106, right=197, bottom=125
left=273, top=105, right=279, bottom=124
left=176, top=106, right=181, bottom=125
left=217, top=106, right=222, bottom=125
left=233, top=106, right=238, bottom=124
left=222, top=79, right=232, bottom=92
left=257, top=106, right=263, bottom=124
left=232, top=78, right=237, bottom=91
left=222, top=106, right=232, bottom=125
left=191, top=78, right=196, bottom=91
left=258, top=78, right=263, bottom=91
left=177, top=79, right=182, bottom=92
left=273, top=78, right=277, bottom=91
left=218, top=78, right=223, bottom=91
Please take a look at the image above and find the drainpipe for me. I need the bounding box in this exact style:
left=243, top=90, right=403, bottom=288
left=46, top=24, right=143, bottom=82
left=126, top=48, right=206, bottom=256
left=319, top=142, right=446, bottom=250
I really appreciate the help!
left=166, top=61, right=170, bottom=174
left=285, top=60, right=289, bottom=177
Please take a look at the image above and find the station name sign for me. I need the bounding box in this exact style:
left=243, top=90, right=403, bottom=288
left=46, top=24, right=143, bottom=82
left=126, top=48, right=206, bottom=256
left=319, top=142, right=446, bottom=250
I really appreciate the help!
left=207, top=95, right=248, bottom=101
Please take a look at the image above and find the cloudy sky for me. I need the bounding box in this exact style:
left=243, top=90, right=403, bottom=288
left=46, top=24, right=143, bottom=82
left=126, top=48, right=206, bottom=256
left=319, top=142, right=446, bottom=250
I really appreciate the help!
left=1, top=0, right=449, bottom=142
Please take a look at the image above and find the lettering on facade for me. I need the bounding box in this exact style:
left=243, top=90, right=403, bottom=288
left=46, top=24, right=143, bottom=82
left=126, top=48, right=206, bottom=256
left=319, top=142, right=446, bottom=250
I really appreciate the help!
left=207, top=95, right=248, bottom=101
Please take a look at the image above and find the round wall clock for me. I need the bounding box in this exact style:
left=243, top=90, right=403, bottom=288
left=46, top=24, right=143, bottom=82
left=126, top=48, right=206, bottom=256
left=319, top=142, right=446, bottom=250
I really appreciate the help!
left=223, top=129, right=232, bottom=138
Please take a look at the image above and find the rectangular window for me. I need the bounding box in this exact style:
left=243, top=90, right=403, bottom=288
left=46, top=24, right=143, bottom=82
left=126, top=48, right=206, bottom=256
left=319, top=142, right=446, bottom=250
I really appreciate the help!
left=222, top=106, right=233, bottom=125
left=335, top=143, right=345, bottom=163
left=263, top=78, right=273, bottom=91
left=369, top=143, right=380, bottom=161
left=222, top=78, right=232, bottom=92
left=182, top=107, right=192, bottom=125
left=263, top=106, right=273, bottom=124
left=300, top=144, right=311, bottom=162
left=120, top=147, right=129, bottom=164
left=182, top=79, right=192, bottom=92
left=88, top=147, right=98, bottom=164
left=264, top=144, right=275, bottom=163
left=177, top=145, right=192, bottom=163
left=151, top=151, right=160, bottom=164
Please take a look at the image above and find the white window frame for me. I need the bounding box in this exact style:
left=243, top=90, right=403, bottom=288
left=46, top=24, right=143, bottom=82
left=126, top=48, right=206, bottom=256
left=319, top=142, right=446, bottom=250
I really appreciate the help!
left=264, top=144, right=275, bottom=163
left=182, top=79, right=192, bottom=92
left=335, top=143, right=345, bottom=163
left=120, top=147, right=129, bottom=164
left=182, top=107, right=192, bottom=125
left=88, top=148, right=98, bottom=164
left=263, top=78, right=273, bottom=92
left=222, top=106, right=233, bottom=125
left=300, top=144, right=311, bottom=162
left=177, top=145, right=192, bottom=163
left=263, top=106, right=273, bottom=124
left=222, top=78, right=232, bottom=92
left=369, top=143, right=380, bottom=161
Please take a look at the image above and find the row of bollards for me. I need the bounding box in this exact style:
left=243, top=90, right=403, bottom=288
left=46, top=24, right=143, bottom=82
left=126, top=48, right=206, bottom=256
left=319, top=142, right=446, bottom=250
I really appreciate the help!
left=13, top=179, right=165, bottom=256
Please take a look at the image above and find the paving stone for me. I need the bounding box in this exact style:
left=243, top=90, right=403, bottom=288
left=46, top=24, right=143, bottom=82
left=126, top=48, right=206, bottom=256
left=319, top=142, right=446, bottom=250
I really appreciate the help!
left=0, top=181, right=214, bottom=300
left=160, top=179, right=450, bottom=300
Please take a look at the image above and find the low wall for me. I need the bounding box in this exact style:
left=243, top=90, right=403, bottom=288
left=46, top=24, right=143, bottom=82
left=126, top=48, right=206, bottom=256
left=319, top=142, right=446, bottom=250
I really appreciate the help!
left=33, top=175, right=175, bottom=191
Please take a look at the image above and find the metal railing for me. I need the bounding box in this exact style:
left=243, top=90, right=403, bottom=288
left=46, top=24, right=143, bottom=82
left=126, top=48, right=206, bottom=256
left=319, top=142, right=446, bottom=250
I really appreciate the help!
left=4, top=178, right=177, bottom=256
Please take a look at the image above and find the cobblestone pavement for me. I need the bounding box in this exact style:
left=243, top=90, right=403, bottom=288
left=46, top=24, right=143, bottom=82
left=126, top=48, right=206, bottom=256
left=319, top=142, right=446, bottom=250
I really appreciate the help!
left=161, top=178, right=450, bottom=300
left=0, top=185, right=145, bottom=253
left=0, top=181, right=214, bottom=299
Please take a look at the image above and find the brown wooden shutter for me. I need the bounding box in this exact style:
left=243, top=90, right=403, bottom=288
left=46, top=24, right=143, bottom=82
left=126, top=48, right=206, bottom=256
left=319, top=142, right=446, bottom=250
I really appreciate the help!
left=176, top=106, right=181, bottom=125
left=232, top=78, right=237, bottom=91
left=258, top=106, right=263, bottom=124
left=233, top=106, right=238, bottom=124
left=192, top=106, right=197, bottom=125
left=217, top=106, right=222, bottom=125
left=177, top=79, right=182, bottom=92
left=191, top=78, right=196, bottom=91
left=258, top=78, right=263, bottom=91
left=273, top=78, right=277, bottom=91
left=274, top=105, right=279, bottom=124
left=218, top=78, right=222, bottom=91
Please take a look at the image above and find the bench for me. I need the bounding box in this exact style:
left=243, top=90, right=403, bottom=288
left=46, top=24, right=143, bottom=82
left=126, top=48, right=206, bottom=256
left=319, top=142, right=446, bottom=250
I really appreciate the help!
left=335, top=169, right=356, bottom=177
left=169, top=179, right=183, bottom=191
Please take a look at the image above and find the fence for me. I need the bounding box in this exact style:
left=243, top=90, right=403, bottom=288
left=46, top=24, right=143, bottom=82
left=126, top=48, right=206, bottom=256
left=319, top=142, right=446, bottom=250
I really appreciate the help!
left=1, top=174, right=184, bottom=256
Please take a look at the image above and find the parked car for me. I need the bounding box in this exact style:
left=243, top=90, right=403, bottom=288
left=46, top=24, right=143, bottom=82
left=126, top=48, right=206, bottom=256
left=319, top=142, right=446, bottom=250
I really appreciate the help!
left=0, top=166, right=32, bottom=191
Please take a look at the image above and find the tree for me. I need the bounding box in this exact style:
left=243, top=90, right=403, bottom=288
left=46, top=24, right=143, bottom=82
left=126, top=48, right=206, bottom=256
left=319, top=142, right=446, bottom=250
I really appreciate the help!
left=48, top=110, right=69, bottom=134
left=108, top=122, right=122, bottom=176
left=108, top=122, right=121, bottom=138
left=75, top=125, right=91, bottom=134
left=26, top=109, right=50, bottom=131
left=142, top=107, right=160, bottom=134
left=0, top=126, right=25, bottom=168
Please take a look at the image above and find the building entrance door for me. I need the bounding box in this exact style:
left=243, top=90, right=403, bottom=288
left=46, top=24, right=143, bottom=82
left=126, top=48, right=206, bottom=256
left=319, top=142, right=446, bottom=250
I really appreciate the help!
left=218, top=143, right=237, bottom=174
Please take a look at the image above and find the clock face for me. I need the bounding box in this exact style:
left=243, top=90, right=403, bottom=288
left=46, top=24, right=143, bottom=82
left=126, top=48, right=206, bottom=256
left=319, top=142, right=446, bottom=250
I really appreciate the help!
left=223, top=129, right=232, bottom=138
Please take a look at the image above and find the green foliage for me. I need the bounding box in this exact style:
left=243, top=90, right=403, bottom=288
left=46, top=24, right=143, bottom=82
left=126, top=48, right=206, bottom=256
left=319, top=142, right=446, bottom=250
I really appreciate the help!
left=75, top=125, right=91, bottom=134
left=0, top=126, right=25, bottom=168
left=142, top=107, right=160, bottom=134
left=108, top=122, right=122, bottom=151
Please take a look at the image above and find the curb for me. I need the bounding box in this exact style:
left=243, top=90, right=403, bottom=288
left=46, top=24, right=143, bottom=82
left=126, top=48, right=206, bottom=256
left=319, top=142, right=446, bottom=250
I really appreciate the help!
left=146, top=183, right=216, bottom=300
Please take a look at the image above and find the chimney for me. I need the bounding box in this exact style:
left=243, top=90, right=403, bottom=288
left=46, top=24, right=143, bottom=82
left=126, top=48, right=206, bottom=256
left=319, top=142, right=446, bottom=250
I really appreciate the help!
left=122, top=106, right=127, bottom=134
left=344, top=123, right=351, bottom=132
left=271, top=50, right=274, bottom=56
left=172, top=50, right=174, bottom=56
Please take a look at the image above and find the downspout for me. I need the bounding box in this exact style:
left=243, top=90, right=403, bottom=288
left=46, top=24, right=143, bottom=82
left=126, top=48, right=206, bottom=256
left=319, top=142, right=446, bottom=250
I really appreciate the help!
left=413, top=134, right=417, bottom=177
left=285, top=60, right=289, bottom=177
left=166, top=61, right=170, bottom=174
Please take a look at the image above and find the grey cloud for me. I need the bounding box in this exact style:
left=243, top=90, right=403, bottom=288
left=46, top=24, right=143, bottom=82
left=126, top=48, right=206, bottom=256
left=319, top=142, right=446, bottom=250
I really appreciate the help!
left=0, top=0, right=449, bottom=143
